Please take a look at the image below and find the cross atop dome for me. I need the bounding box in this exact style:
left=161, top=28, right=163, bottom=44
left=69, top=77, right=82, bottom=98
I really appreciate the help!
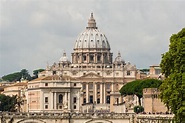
left=87, top=13, right=97, bottom=29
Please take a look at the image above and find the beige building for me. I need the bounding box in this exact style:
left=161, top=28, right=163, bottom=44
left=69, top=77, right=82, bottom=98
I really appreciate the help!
left=2, top=80, right=28, bottom=112
left=143, top=88, right=168, bottom=113
left=28, top=13, right=137, bottom=113
left=148, top=65, right=164, bottom=79
left=28, top=75, right=81, bottom=113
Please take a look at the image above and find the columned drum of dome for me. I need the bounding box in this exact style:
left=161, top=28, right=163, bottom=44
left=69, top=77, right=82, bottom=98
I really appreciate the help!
left=72, top=13, right=113, bottom=66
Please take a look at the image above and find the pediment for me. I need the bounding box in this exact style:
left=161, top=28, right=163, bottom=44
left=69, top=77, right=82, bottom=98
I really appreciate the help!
left=80, top=72, right=102, bottom=79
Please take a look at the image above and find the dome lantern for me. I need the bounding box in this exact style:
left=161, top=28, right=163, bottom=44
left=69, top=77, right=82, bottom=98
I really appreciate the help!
left=87, top=13, right=97, bottom=29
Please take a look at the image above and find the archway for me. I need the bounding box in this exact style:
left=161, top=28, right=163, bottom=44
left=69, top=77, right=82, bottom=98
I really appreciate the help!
left=17, top=119, right=46, bottom=123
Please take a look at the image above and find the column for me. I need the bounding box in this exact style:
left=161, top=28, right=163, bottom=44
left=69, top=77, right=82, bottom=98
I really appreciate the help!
left=75, top=53, right=78, bottom=63
left=111, top=83, right=114, bottom=92
left=40, top=91, right=44, bottom=110
left=100, top=83, right=103, bottom=104
left=104, top=83, right=106, bottom=104
left=101, top=53, right=104, bottom=63
left=80, top=53, right=82, bottom=63
left=50, top=91, right=53, bottom=110
left=94, top=53, right=96, bottom=63
left=86, top=83, right=89, bottom=103
left=52, top=92, right=54, bottom=109
left=65, top=92, right=67, bottom=102
left=54, top=92, right=56, bottom=109
left=107, top=53, right=110, bottom=63
left=68, top=92, right=71, bottom=110
left=87, top=53, right=89, bottom=63
left=94, top=83, right=97, bottom=103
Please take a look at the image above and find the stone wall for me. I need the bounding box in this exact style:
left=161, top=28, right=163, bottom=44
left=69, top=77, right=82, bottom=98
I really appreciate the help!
left=0, top=112, right=174, bottom=123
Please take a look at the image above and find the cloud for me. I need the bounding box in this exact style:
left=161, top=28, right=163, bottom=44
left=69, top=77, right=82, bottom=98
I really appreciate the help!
left=0, top=0, right=185, bottom=76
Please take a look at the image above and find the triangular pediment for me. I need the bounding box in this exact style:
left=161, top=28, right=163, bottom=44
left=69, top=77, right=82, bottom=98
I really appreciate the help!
left=80, top=72, right=102, bottom=79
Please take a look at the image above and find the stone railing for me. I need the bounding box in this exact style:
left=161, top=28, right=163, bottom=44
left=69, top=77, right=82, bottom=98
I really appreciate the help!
left=0, top=112, right=71, bottom=119
left=0, top=112, right=133, bottom=119
left=0, top=112, right=175, bottom=123
left=70, top=112, right=132, bottom=119
left=136, top=114, right=174, bottom=123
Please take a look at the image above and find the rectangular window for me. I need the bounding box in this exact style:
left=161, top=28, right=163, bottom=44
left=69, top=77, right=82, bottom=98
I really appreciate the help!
left=45, top=97, right=48, bottom=103
left=90, top=55, right=94, bottom=61
left=97, top=98, right=100, bottom=104
left=155, top=69, right=161, bottom=75
left=83, top=98, right=86, bottom=104
left=53, top=71, right=56, bottom=75
left=90, top=95, right=93, bottom=103
left=127, top=71, right=131, bottom=76
left=97, top=55, right=101, bottom=61
left=107, top=73, right=110, bottom=75
left=45, top=83, right=48, bottom=86
left=106, top=96, right=110, bottom=104
left=73, top=97, right=77, bottom=103
left=45, top=105, right=48, bottom=109
left=73, top=105, right=76, bottom=109
left=83, top=84, right=86, bottom=90
left=97, top=84, right=100, bottom=89
left=59, top=106, right=62, bottom=109
left=89, top=83, right=93, bottom=89
left=83, top=55, right=86, bottom=61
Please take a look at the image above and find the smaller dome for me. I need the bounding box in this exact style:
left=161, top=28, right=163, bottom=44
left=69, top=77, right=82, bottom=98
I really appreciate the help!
left=114, top=52, right=125, bottom=65
left=59, top=51, right=70, bottom=63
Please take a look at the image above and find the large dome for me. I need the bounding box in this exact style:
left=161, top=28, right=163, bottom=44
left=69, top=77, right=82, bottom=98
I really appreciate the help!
left=74, top=13, right=110, bottom=50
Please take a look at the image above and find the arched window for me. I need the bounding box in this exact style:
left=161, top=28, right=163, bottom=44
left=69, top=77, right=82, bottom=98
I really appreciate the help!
left=59, top=94, right=63, bottom=103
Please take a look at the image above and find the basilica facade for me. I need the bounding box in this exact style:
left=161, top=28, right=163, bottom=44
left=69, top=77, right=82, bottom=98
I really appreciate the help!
left=27, top=13, right=137, bottom=113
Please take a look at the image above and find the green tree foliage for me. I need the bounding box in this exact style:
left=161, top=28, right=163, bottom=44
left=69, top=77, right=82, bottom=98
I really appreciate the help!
left=32, top=69, right=45, bottom=79
left=1, top=72, right=21, bottom=82
left=119, top=79, right=162, bottom=105
left=160, top=28, right=185, bottom=123
left=139, top=69, right=149, bottom=73
left=20, top=69, right=32, bottom=80
left=2, top=69, right=31, bottom=82
left=134, top=105, right=144, bottom=114
left=0, top=94, right=17, bottom=112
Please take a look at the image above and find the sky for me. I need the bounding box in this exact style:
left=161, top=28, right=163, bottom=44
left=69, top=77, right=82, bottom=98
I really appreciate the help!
left=0, top=0, right=185, bottom=77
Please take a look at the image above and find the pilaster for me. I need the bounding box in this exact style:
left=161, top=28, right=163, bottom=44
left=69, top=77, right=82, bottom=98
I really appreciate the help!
left=86, top=83, right=89, bottom=103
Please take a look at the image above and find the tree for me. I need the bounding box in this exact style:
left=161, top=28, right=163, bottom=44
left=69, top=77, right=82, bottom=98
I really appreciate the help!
left=2, top=69, right=32, bottom=82
left=20, top=69, right=32, bottom=81
left=32, top=69, right=45, bottom=79
left=134, top=105, right=144, bottom=114
left=160, top=28, right=185, bottom=123
left=2, top=72, right=22, bottom=82
left=0, top=94, right=17, bottom=112
left=120, top=79, right=162, bottom=105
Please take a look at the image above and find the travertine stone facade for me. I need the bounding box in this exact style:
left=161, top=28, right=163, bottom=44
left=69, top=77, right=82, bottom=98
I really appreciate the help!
left=29, top=13, right=137, bottom=113
left=143, top=88, right=168, bottom=113
left=148, top=65, right=164, bottom=79
left=28, top=75, right=81, bottom=113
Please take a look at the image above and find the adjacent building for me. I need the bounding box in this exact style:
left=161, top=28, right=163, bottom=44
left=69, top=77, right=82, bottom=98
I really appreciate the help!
left=143, top=88, right=168, bottom=113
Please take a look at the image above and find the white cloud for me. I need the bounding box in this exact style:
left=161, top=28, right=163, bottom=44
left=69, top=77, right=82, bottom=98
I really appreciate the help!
left=0, top=0, right=185, bottom=76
